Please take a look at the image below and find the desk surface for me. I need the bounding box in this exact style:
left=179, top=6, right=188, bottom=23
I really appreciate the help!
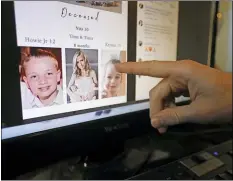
left=16, top=128, right=232, bottom=180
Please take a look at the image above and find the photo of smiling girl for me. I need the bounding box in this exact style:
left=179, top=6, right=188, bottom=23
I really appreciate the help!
left=66, top=49, right=98, bottom=103
left=100, top=50, right=126, bottom=99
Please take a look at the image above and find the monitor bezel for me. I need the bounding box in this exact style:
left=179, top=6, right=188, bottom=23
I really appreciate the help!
left=1, top=2, right=185, bottom=178
left=1, top=1, right=186, bottom=141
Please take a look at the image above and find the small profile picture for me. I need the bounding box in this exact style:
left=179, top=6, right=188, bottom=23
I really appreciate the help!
left=19, top=47, right=64, bottom=109
left=138, top=41, right=143, bottom=47
left=139, top=20, right=143, bottom=26
left=65, top=48, right=99, bottom=103
left=139, top=3, right=143, bottom=9
left=100, top=50, right=126, bottom=99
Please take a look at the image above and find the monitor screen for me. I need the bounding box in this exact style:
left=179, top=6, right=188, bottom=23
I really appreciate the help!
left=2, top=1, right=186, bottom=140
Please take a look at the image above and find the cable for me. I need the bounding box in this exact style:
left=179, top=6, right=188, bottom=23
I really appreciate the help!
left=130, top=150, right=153, bottom=177
left=130, top=135, right=154, bottom=177
left=83, top=150, right=126, bottom=169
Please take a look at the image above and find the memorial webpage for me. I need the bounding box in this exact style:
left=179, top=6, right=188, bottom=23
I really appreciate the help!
left=14, top=1, right=178, bottom=120
left=15, top=1, right=128, bottom=120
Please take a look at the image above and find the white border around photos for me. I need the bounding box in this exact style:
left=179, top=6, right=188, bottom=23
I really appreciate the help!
left=23, top=96, right=127, bottom=119
left=0, top=1, right=2, bottom=174
left=61, top=48, right=68, bottom=104
left=98, top=49, right=102, bottom=97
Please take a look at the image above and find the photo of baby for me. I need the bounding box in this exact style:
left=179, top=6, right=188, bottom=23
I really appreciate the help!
left=65, top=48, right=98, bottom=103
left=19, top=47, right=64, bottom=109
left=100, top=50, right=126, bottom=99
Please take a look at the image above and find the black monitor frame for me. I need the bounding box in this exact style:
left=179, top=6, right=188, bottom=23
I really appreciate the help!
left=210, top=1, right=219, bottom=68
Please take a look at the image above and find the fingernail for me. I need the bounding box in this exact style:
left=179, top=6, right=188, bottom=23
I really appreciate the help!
left=151, top=118, right=160, bottom=128
left=158, top=127, right=167, bottom=134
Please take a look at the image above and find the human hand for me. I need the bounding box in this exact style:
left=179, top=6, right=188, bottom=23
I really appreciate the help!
left=116, top=60, right=232, bottom=133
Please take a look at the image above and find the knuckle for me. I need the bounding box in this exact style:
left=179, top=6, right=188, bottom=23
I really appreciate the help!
left=181, top=59, right=193, bottom=68
left=149, top=89, right=153, bottom=97
left=170, top=109, right=180, bottom=124
left=151, top=120, right=156, bottom=128
left=149, top=86, right=156, bottom=97
left=150, top=118, right=159, bottom=128
left=180, top=59, right=195, bottom=75
left=169, top=108, right=182, bottom=125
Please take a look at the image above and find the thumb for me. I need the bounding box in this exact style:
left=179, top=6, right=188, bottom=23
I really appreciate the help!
left=151, top=104, right=194, bottom=128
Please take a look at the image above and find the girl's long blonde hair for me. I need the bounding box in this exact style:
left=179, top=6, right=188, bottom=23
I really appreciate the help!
left=73, top=50, right=91, bottom=77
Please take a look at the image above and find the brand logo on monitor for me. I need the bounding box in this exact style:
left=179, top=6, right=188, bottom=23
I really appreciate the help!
left=104, top=123, right=129, bottom=133
left=61, top=7, right=100, bottom=21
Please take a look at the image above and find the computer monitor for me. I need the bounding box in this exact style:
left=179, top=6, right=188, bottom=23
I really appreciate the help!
left=2, top=1, right=189, bottom=178
left=1, top=1, right=183, bottom=141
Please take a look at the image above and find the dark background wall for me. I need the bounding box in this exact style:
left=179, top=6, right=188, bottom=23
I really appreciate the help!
left=177, top=1, right=214, bottom=65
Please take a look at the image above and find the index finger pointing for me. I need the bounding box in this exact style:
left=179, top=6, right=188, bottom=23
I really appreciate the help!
left=115, top=60, right=179, bottom=78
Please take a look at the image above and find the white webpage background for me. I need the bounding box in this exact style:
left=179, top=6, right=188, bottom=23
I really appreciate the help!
left=14, top=1, right=128, bottom=119
left=136, top=2, right=179, bottom=101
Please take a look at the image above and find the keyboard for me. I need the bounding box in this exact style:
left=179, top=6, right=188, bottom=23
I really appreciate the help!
left=130, top=140, right=232, bottom=180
